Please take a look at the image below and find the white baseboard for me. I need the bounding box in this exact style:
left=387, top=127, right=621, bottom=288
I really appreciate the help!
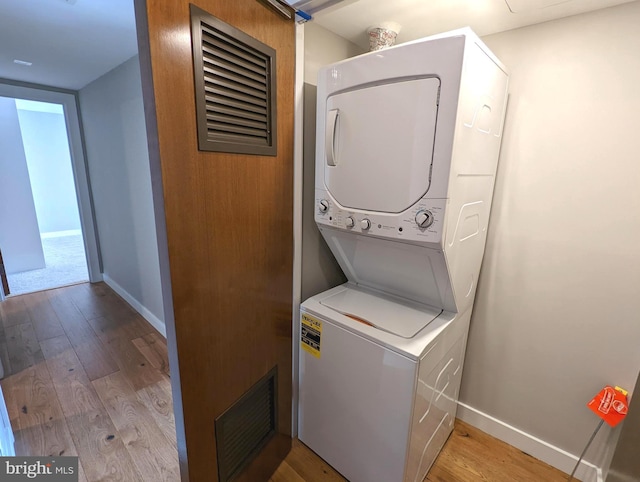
left=102, top=274, right=166, bottom=338
left=41, top=229, right=82, bottom=239
left=457, top=402, right=603, bottom=482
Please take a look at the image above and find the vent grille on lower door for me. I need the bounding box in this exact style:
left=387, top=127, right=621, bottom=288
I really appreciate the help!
left=215, top=366, right=278, bottom=481
left=190, top=4, right=277, bottom=155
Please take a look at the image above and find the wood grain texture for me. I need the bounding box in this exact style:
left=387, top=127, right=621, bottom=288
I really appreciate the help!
left=23, top=290, right=65, bottom=341
left=137, top=0, right=295, bottom=480
left=135, top=378, right=177, bottom=450
left=0, top=322, right=11, bottom=377
left=47, top=287, right=119, bottom=381
left=5, top=322, right=44, bottom=373
left=93, top=371, right=179, bottom=481
left=270, top=421, right=569, bottom=482
left=0, top=296, right=31, bottom=328
left=1, top=283, right=179, bottom=482
left=132, top=332, right=170, bottom=377
left=279, top=439, right=345, bottom=482
left=3, top=360, right=76, bottom=459
left=87, top=316, right=164, bottom=391
left=425, top=421, right=568, bottom=482
left=0, top=375, right=21, bottom=429
left=41, top=331, right=143, bottom=481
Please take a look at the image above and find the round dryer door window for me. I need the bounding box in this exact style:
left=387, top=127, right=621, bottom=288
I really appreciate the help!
left=323, top=77, right=440, bottom=213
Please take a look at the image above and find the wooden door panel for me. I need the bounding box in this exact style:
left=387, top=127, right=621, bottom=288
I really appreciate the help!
left=0, top=248, right=9, bottom=296
left=136, top=1, right=294, bottom=480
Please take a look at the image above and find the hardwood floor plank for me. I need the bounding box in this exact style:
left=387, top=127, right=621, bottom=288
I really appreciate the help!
left=0, top=376, right=21, bottom=430
left=1, top=357, right=79, bottom=460
left=70, top=283, right=151, bottom=339
left=0, top=296, right=31, bottom=328
left=93, top=371, right=180, bottom=481
left=47, top=288, right=119, bottom=381
left=426, top=421, right=568, bottom=482
left=269, top=461, right=305, bottom=482
left=39, top=335, right=72, bottom=360
left=132, top=332, right=170, bottom=376
left=41, top=336, right=143, bottom=481
left=88, top=316, right=164, bottom=391
left=5, top=323, right=44, bottom=373
left=90, top=283, right=156, bottom=338
left=13, top=418, right=78, bottom=459
left=0, top=324, right=12, bottom=377
left=135, top=378, right=177, bottom=450
left=64, top=411, right=143, bottom=482
left=10, top=361, right=63, bottom=430
left=65, top=283, right=112, bottom=321
left=77, top=460, right=88, bottom=482
left=283, top=439, right=346, bottom=482
left=23, top=291, right=65, bottom=342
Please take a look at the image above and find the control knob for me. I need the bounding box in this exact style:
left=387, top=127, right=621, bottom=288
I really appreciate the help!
left=360, top=219, right=371, bottom=230
left=345, top=217, right=355, bottom=228
left=318, top=199, right=329, bottom=213
left=415, top=210, right=434, bottom=228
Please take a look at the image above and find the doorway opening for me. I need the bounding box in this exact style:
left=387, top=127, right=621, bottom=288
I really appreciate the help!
left=0, top=82, right=101, bottom=301
left=0, top=97, right=89, bottom=296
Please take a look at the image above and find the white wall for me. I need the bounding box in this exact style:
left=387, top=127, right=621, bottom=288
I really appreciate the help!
left=459, top=2, right=640, bottom=477
left=17, top=105, right=82, bottom=234
left=304, top=23, right=364, bottom=86
left=0, top=97, right=45, bottom=274
left=79, top=55, right=165, bottom=333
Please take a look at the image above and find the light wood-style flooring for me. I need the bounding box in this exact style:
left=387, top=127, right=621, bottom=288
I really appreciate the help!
left=0, top=283, right=569, bottom=481
left=272, top=422, right=569, bottom=482
left=0, top=282, right=178, bottom=481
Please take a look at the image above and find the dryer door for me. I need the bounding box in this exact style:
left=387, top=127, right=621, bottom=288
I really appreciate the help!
left=324, top=77, right=440, bottom=213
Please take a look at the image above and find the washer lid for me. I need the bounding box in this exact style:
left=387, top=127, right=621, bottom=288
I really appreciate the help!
left=319, top=286, right=441, bottom=338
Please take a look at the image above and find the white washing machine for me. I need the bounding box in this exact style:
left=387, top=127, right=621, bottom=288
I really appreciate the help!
left=299, top=28, right=508, bottom=482
left=300, top=285, right=470, bottom=482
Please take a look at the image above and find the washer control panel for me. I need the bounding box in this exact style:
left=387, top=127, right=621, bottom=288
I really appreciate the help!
left=315, top=190, right=445, bottom=244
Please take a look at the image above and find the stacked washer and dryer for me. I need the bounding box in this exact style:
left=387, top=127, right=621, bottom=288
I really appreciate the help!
left=298, top=28, right=509, bottom=482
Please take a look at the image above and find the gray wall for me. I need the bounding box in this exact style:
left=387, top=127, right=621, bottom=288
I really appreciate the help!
left=301, top=23, right=364, bottom=301
left=17, top=108, right=82, bottom=234
left=460, top=1, right=640, bottom=472
left=301, top=83, right=346, bottom=302
left=0, top=97, right=45, bottom=274
left=79, top=55, right=164, bottom=327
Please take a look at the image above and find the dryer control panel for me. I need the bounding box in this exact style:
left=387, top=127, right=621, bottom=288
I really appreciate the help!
left=315, top=189, right=445, bottom=245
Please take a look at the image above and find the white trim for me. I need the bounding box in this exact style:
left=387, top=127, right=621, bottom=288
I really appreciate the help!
left=40, top=229, right=82, bottom=239
left=457, top=402, right=603, bottom=482
left=103, top=273, right=166, bottom=338
left=291, top=22, right=305, bottom=438
left=0, top=82, right=102, bottom=284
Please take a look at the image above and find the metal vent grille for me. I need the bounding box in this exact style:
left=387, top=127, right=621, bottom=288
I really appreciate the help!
left=215, top=367, right=278, bottom=481
left=191, top=5, right=277, bottom=155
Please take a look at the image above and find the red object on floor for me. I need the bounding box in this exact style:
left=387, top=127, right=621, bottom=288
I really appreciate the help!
left=587, top=386, right=629, bottom=427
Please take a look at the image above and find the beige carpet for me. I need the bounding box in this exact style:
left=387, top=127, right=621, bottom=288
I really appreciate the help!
left=6, top=234, right=89, bottom=296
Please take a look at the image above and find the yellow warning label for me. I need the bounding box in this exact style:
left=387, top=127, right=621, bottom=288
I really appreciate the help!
left=301, top=313, right=322, bottom=358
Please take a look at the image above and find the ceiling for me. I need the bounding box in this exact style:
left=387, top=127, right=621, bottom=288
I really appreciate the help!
left=311, top=0, right=636, bottom=49
left=0, top=0, right=635, bottom=91
left=0, top=0, right=138, bottom=90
